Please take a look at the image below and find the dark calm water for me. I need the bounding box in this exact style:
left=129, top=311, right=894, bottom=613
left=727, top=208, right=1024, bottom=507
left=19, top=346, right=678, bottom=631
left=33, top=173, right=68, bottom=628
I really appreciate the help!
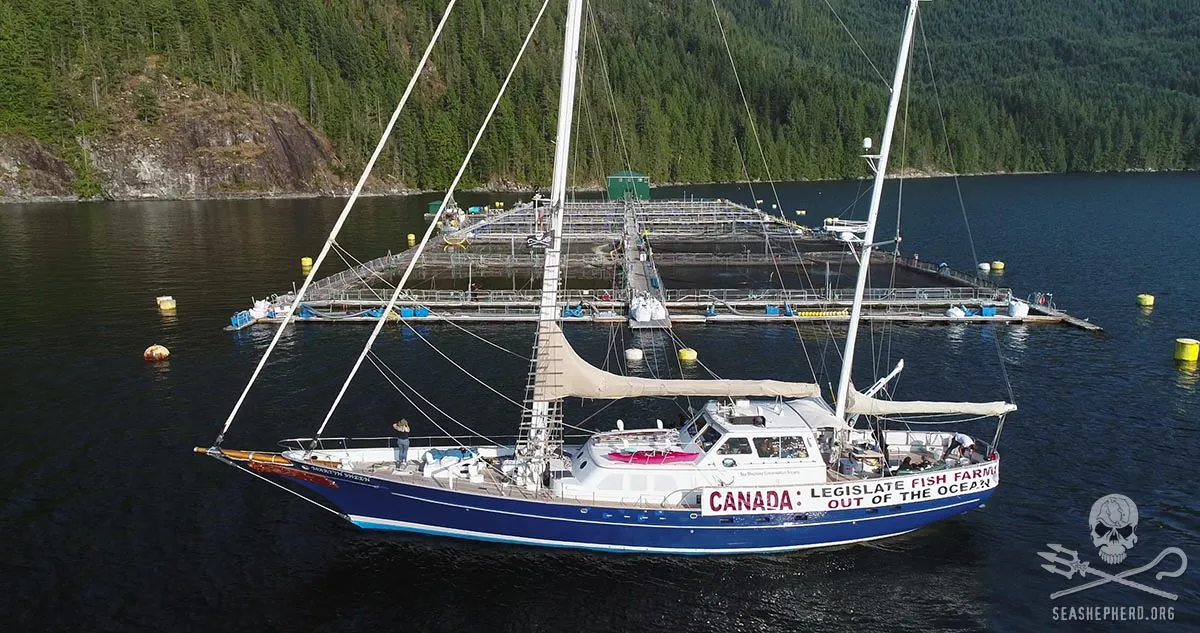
left=1, top=173, right=1197, bottom=632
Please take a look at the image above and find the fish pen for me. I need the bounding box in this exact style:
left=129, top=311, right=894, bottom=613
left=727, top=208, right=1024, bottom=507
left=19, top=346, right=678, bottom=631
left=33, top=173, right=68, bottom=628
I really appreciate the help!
left=228, top=198, right=1099, bottom=332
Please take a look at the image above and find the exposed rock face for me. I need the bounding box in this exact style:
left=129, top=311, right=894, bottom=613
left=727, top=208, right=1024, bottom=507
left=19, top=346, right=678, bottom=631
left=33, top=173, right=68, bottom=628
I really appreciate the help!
left=0, top=77, right=390, bottom=203
left=0, top=136, right=77, bottom=201
left=83, top=78, right=345, bottom=199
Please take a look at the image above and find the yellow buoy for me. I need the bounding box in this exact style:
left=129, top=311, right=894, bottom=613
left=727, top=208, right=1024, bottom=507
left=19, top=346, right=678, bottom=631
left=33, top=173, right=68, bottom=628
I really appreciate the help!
left=1137, top=294, right=1155, bottom=307
left=1176, top=338, right=1200, bottom=363
left=156, top=295, right=177, bottom=312
left=143, top=344, right=170, bottom=361
left=678, top=348, right=698, bottom=362
left=301, top=257, right=313, bottom=272
left=407, top=233, right=416, bottom=245
left=991, top=261, right=1005, bottom=271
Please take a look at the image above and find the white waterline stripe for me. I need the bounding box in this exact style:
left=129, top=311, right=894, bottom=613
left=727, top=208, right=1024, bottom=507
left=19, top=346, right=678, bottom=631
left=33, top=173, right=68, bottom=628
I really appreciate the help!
left=349, top=515, right=919, bottom=555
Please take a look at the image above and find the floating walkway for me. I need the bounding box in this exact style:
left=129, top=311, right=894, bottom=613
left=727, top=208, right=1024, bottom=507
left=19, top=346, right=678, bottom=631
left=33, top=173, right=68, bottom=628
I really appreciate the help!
left=227, top=198, right=1101, bottom=333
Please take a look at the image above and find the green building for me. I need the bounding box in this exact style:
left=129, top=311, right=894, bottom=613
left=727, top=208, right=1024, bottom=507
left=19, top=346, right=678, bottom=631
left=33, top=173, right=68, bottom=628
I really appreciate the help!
left=606, top=171, right=650, bottom=201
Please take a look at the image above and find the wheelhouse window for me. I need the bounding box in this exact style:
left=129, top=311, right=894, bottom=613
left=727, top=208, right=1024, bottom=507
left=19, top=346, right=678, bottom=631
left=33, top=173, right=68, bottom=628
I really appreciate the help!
left=695, top=425, right=724, bottom=452
left=753, top=435, right=809, bottom=459
left=716, top=437, right=752, bottom=455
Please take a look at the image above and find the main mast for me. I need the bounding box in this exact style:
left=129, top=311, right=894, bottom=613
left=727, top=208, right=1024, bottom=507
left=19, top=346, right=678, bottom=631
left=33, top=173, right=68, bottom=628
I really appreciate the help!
left=834, top=0, right=922, bottom=420
left=516, top=0, right=585, bottom=490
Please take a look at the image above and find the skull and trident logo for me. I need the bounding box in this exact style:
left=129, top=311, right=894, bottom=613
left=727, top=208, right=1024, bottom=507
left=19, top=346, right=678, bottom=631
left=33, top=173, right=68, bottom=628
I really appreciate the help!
left=1039, top=494, right=1188, bottom=600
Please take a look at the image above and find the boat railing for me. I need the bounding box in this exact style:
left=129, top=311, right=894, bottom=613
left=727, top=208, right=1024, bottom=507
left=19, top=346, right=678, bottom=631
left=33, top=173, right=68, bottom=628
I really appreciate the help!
left=278, top=433, right=593, bottom=452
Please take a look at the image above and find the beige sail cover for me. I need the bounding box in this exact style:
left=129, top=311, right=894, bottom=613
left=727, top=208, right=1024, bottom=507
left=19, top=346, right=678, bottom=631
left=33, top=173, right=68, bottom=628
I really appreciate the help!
left=539, top=323, right=820, bottom=400
left=845, top=390, right=1016, bottom=417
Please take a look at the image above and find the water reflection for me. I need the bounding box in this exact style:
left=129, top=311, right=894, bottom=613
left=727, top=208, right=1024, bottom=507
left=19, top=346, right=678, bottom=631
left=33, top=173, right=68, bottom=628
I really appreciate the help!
left=1177, top=361, right=1197, bottom=392
left=1005, top=324, right=1029, bottom=355
left=946, top=323, right=965, bottom=349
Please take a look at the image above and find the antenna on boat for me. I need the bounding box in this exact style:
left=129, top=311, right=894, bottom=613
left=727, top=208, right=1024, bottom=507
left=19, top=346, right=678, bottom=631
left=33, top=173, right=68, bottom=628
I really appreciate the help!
left=833, top=0, right=923, bottom=421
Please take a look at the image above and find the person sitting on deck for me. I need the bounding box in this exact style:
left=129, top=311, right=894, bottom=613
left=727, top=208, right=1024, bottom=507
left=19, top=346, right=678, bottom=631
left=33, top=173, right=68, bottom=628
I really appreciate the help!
left=943, top=432, right=975, bottom=460
left=392, top=418, right=411, bottom=470
left=898, top=456, right=931, bottom=472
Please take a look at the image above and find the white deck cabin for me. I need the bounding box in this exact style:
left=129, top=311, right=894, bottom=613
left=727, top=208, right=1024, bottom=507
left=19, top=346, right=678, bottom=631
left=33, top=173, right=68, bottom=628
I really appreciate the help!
left=551, top=397, right=839, bottom=506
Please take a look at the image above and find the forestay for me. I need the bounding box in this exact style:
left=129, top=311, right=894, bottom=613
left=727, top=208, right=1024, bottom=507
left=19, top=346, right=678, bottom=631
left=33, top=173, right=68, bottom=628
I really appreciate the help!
left=539, top=324, right=820, bottom=400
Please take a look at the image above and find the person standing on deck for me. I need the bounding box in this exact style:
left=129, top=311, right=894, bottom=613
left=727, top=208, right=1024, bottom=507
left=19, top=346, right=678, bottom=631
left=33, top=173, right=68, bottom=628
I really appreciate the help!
left=392, top=419, right=411, bottom=469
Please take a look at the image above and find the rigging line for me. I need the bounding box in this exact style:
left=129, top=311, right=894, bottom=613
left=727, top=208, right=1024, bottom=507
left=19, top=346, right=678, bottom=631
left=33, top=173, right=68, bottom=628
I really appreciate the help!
left=709, top=0, right=783, bottom=219
left=586, top=2, right=632, bottom=170
left=212, top=0, right=459, bottom=446
left=580, top=43, right=606, bottom=189
left=367, top=352, right=502, bottom=448
left=398, top=317, right=526, bottom=409
left=873, top=32, right=916, bottom=382
left=820, top=0, right=889, bottom=88
left=312, top=0, right=553, bottom=439
left=219, top=459, right=349, bottom=519
left=586, top=1, right=650, bottom=232
left=918, top=14, right=978, bottom=268
left=732, top=136, right=759, bottom=219
left=918, top=14, right=1014, bottom=406
left=666, top=328, right=722, bottom=380
left=331, top=244, right=531, bottom=361
left=836, top=181, right=873, bottom=218
left=732, top=134, right=822, bottom=381
left=560, top=398, right=621, bottom=433
left=885, top=40, right=917, bottom=377
left=331, top=244, right=391, bottom=295
left=570, top=15, right=587, bottom=202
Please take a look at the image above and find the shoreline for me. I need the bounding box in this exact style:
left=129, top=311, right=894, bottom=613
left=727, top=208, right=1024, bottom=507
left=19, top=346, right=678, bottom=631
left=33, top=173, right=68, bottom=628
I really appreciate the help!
left=0, top=168, right=1188, bottom=206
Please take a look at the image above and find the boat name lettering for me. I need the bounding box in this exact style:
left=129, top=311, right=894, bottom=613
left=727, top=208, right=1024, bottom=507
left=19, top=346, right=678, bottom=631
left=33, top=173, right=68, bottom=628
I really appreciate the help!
left=702, top=461, right=1000, bottom=516
left=303, top=464, right=371, bottom=483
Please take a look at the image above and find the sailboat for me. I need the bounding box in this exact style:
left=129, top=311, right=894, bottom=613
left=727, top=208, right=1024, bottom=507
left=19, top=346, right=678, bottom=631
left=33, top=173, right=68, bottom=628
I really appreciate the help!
left=198, top=0, right=1015, bottom=554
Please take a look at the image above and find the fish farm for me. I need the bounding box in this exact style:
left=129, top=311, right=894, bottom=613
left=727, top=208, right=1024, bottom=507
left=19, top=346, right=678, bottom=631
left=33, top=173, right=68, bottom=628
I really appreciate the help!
left=228, top=189, right=1100, bottom=333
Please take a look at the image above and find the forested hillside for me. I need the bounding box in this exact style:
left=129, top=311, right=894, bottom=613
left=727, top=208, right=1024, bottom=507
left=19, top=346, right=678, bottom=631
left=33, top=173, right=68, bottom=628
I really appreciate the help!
left=0, top=0, right=1198, bottom=198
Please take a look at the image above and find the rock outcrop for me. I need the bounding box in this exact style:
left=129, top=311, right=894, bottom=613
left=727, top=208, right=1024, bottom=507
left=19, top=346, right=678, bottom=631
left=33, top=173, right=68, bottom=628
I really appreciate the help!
left=0, top=76, right=410, bottom=203
left=0, top=136, right=78, bottom=201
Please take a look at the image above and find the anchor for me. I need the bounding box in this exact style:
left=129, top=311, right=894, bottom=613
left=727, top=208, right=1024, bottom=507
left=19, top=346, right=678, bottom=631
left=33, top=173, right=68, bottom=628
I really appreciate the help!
left=1038, top=544, right=1188, bottom=601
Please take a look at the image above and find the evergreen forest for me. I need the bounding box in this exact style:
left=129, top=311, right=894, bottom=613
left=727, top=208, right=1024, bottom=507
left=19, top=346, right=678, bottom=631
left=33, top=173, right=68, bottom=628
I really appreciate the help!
left=1, top=0, right=1198, bottom=189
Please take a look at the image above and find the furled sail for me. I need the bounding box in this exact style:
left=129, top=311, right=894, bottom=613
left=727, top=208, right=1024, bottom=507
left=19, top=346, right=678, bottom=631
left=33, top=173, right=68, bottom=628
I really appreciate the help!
left=845, top=390, right=1016, bottom=417
left=538, top=323, right=820, bottom=400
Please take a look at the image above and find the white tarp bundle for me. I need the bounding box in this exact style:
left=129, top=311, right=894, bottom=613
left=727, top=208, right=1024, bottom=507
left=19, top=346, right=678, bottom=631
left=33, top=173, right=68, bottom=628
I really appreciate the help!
left=845, top=389, right=1016, bottom=417
left=537, top=323, right=821, bottom=400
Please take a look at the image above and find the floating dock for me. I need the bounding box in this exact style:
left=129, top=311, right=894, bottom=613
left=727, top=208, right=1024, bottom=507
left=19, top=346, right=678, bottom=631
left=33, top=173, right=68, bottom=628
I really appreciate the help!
left=228, top=197, right=1101, bottom=333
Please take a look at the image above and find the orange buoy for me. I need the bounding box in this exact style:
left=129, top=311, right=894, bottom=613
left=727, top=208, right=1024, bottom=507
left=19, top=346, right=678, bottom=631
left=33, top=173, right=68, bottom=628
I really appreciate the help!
left=144, top=344, right=170, bottom=361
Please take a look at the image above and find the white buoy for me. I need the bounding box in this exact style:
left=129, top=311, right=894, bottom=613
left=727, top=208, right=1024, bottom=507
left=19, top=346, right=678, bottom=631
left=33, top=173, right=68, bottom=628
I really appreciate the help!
left=616, top=419, right=625, bottom=431
left=977, top=262, right=991, bottom=272
left=625, top=348, right=644, bottom=361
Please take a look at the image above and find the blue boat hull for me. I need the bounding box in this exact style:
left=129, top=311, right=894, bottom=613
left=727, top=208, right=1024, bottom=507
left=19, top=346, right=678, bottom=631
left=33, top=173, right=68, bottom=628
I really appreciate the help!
left=284, top=462, right=993, bottom=555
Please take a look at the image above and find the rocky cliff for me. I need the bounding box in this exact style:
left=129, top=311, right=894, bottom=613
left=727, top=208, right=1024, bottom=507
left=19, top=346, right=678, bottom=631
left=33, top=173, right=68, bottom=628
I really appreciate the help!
left=0, top=76, right=407, bottom=203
